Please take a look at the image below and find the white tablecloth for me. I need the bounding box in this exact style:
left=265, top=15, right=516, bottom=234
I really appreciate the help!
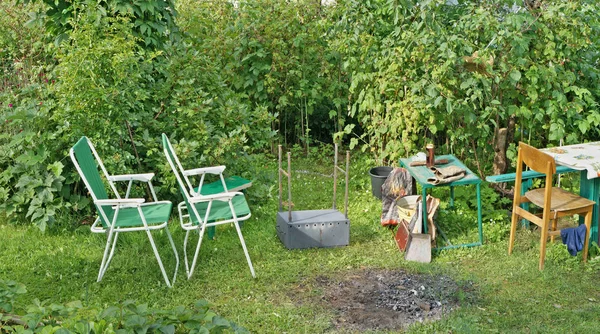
left=541, top=142, right=600, bottom=179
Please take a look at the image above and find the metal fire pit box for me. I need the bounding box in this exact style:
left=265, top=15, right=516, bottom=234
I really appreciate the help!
left=276, top=209, right=350, bottom=249
left=276, top=144, right=351, bottom=250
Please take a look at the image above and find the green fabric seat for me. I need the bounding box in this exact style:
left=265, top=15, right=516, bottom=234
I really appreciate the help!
left=194, top=176, right=252, bottom=196
left=189, top=194, right=250, bottom=225
left=102, top=202, right=173, bottom=228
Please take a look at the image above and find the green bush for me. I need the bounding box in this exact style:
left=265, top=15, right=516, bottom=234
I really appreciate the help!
left=2, top=0, right=600, bottom=229
left=0, top=2, right=275, bottom=229
left=332, top=0, right=600, bottom=167
left=0, top=280, right=248, bottom=333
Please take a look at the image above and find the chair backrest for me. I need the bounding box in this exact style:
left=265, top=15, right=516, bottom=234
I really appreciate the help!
left=514, top=142, right=555, bottom=210
left=70, top=137, right=119, bottom=226
left=161, top=134, right=195, bottom=194
left=518, top=142, right=556, bottom=176
left=162, top=134, right=196, bottom=207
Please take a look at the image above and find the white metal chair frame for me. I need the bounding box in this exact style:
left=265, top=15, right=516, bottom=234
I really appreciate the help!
left=162, top=134, right=255, bottom=279
left=70, top=137, right=179, bottom=287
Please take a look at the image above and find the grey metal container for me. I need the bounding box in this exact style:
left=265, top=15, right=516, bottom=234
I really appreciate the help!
left=276, top=209, right=350, bottom=249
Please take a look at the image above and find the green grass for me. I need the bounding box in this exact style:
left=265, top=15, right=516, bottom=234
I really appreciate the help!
left=2, top=153, right=600, bottom=333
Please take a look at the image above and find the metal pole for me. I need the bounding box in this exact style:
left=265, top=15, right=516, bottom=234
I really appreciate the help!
left=333, top=143, right=338, bottom=210
left=344, top=150, right=350, bottom=218
left=278, top=145, right=283, bottom=212
left=287, top=152, right=292, bottom=222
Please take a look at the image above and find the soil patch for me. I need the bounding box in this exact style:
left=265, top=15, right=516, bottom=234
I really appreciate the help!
left=308, top=269, right=476, bottom=332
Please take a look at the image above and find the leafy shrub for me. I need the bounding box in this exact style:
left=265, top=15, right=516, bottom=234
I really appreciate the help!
left=332, top=0, right=600, bottom=168
left=0, top=2, right=275, bottom=229
left=0, top=2, right=65, bottom=231
left=177, top=0, right=346, bottom=149
left=0, top=280, right=248, bottom=333
left=18, top=0, right=180, bottom=50
left=3, top=0, right=600, bottom=229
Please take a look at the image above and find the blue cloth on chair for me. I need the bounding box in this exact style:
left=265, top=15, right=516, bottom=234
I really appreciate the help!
left=560, top=224, right=587, bottom=256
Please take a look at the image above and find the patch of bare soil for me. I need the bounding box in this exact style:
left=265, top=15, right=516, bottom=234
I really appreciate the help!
left=308, top=269, right=476, bottom=332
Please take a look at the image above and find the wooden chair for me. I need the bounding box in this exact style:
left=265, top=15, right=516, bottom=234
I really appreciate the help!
left=508, top=142, right=595, bottom=270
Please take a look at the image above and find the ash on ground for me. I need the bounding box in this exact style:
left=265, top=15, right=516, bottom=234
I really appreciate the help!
left=313, top=269, right=475, bottom=332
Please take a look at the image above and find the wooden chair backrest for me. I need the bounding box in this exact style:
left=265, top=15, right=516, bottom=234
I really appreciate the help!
left=518, top=142, right=556, bottom=176
left=514, top=142, right=555, bottom=211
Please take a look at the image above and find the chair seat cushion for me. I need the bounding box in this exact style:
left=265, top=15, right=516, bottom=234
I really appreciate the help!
left=189, top=194, right=250, bottom=225
left=526, top=187, right=596, bottom=212
left=101, top=202, right=173, bottom=228
left=194, top=176, right=252, bottom=196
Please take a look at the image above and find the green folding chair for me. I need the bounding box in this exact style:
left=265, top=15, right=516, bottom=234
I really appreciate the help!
left=70, top=137, right=179, bottom=287
left=161, top=133, right=255, bottom=279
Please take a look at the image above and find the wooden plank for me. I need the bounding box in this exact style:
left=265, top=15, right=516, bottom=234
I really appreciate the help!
left=486, top=166, right=575, bottom=183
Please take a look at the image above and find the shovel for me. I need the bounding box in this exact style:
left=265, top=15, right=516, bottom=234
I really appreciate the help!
left=404, top=197, right=439, bottom=263
left=405, top=233, right=431, bottom=263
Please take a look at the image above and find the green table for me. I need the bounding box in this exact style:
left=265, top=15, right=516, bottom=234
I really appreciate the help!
left=399, top=154, right=483, bottom=250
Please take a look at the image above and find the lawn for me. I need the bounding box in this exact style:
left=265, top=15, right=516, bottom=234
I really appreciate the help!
left=1, top=152, right=600, bottom=333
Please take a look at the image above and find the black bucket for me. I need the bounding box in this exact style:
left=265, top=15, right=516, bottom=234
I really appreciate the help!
left=368, top=166, right=393, bottom=199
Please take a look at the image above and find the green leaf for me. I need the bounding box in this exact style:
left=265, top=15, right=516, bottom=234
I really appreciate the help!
left=344, top=124, right=355, bottom=134
left=159, top=324, right=175, bottom=334
left=212, top=316, right=231, bottom=328
left=460, top=78, right=473, bottom=90
left=0, top=302, right=12, bottom=312
left=509, top=70, right=521, bottom=82
left=527, top=87, right=538, bottom=102
left=48, top=162, right=64, bottom=177
left=426, top=84, right=438, bottom=98
left=124, top=314, right=147, bottom=327
left=446, top=99, right=453, bottom=114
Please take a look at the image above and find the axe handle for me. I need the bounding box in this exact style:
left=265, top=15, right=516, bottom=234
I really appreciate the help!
left=409, top=159, right=449, bottom=167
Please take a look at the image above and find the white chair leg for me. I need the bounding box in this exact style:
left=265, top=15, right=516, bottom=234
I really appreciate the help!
left=165, top=227, right=179, bottom=286
left=229, top=201, right=255, bottom=278
left=98, top=229, right=118, bottom=282
left=103, top=231, right=120, bottom=278
left=187, top=225, right=207, bottom=280
left=233, top=220, right=255, bottom=278
left=145, top=228, right=173, bottom=287
left=183, top=230, right=191, bottom=277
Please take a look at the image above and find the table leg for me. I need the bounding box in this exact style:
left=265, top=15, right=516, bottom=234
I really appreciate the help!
left=208, top=226, right=216, bottom=240
left=422, top=187, right=428, bottom=234
left=579, top=174, right=600, bottom=244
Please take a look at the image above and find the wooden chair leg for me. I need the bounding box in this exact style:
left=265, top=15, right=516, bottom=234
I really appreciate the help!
left=539, top=222, right=549, bottom=270
left=550, top=218, right=558, bottom=243
left=508, top=210, right=519, bottom=255
left=582, top=209, right=593, bottom=263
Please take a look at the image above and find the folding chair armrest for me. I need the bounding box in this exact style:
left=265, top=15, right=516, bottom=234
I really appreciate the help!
left=183, top=166, right=226, bottom=176
left=188, top=192, right=243, bottom=203
left=108, top=173, right=155, bottom=182
left=95, top=198, right=146, bottom=207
